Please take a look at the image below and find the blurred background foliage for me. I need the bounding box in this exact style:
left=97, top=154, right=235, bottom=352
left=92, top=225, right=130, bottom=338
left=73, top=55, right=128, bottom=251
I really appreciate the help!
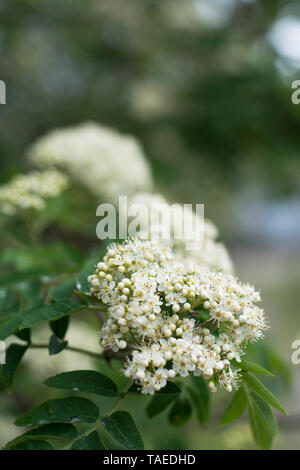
left=0, top=0, right=300, bottom=449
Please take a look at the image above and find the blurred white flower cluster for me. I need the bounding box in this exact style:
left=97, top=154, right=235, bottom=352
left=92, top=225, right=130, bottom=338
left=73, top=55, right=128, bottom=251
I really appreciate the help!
left=129, top=192, right=233, bottom=273
left=88, top=238, right=267, bottom=394
left=27, top=122, right=153, bottom=203
left=0, top=168, right=68, bottom=215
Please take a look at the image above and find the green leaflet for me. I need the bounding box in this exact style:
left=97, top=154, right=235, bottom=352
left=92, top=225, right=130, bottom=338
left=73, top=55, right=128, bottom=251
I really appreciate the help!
left=4, top=423, right=78, bottom=449
left=49, top=280, right=76, bottom=302
left=189, top=375, right=210, bottom=424
left=242, top=372, right=287, bottom=414
left=233, top=358, right=273, bottom=376
left=247, top=390, right=278, bottom=450
left=48, top=335, right=68, bottom=356
left=77, top=258, right=98, bottom=294
left=15, top=396, right=100, bottom=426
left=0, top=343, right=28, bottom=391
left=146, top=394, right=177, bottom=419
left=8, top=440, right=54, bottom=450
left=0, top=299, right=83, bottom=341
left=102, top=411, right=144, bottom=450
left=220, top=387, right=247, bottom=425
left=50, top=315, right=70, bottom=340
left=71, top=431, right=106, bottom=450
left=44, top=370, right=118, bottom=397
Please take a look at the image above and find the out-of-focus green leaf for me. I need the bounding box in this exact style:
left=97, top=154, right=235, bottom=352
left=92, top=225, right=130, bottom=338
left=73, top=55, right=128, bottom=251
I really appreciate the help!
left=15, top=397, right=99, bottom=426
left=265, top=346, right=292, bottom=388
left=18, top=280, right=42, bottom=308
left=0, top=243, right=82, bottom=274
left=189, top=375, right=210, bottom=424
left=44, top=370, right=118, bottom=397
left=0, top=286, right=16, bottom=312
left=146, top=394, right=176, bottom=419
left=168, top=395, right=192, bottom=427
left=0, top=270, right=43, bottom=287
left=102, top=411, right=144, bottom=450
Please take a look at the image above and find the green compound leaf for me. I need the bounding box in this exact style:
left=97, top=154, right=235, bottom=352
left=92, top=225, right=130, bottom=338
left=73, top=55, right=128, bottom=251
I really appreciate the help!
left=146, top=394, right=177, bottom=419
left=71, top=431, right=106, bottom=450
left=233, top=359, right=273, bottom=376
left=44, top=370, right=118, bottom=397
left=0, top=343, right=28, bottom=391
left=4, top=423, right=78, bottom=449
left=168, top=395, right=192, bottom=427
left=242, top=372, right=288, bottom=415
left=14, top=397, right=99, bottom=427
left=220, top=387, right=247, bottom=425
left=102, top=411, right=144, bottom=450
left=247, top=390, right=278, bottom=450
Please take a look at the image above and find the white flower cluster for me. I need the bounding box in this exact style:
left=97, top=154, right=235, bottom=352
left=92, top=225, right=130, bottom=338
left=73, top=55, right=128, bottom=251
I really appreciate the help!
left=129, top=192, right=233, bottom=273
left=27, top=122, right=153, bottom=203
left=88, top=238, right=267, bottom=394
left=0, top=169, right=68, bottom=215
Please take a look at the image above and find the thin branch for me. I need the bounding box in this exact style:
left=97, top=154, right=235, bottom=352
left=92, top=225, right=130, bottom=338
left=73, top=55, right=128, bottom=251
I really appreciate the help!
left=29, top=342, right=127, bottom=363
left=29, top=342, right=103, bottom=359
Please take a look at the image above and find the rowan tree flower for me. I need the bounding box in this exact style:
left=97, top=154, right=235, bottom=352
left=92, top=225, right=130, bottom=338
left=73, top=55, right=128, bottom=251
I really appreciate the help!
left=0, top=168, right=68, bottom=215
left=27, top=122, right=153, bottom=203
left=88, top=238, right=268, bottom=394
left=128, top=192, right=233, bottom=273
